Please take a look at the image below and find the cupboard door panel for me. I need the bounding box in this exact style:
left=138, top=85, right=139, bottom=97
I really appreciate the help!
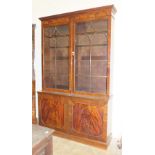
left=72, top=102, right=104, bottom=140
left=39, top=95, right=64, bottom=129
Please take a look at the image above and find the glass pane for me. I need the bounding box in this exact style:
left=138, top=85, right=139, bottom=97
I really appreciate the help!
left=91, top=46, right=108, bottom=60
left=56, top=75, right=69, bottom=89
left=75, top=19, right=108, bottom=93
left=44, top=48, right=55, bottom=74
left=76, top=33, right=107, bottom=46
left=91, top=61, right=107, bottom=76
left=76, top=20, right=108, bottom=33
left=75, top=47, right=90, bottom=76
left=56, top=48, right=68, bottom=60
left=44, top=75, right=55, bottom=88
left=75, top=76, right=90, bottom=92
left=50, top=36, right=69, bottom=47
left=91, top=77, right=107, bottom=93
left=56, top=48, right=69, bottom=74
left=43, top=25, right=69, bottom=90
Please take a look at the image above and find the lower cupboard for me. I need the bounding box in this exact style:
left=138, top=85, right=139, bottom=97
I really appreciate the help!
left=38, top=91, right=112, bottom=148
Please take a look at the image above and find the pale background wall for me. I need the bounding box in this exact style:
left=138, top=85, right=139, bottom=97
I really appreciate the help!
left=32, top=0, right=123, bottom=138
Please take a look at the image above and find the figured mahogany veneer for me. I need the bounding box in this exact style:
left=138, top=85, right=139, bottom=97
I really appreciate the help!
left=39, top=94, right=64, bottom=129
left=38, top=5, right=116, bottom=149
left=72, top=103, right=103, bottom=138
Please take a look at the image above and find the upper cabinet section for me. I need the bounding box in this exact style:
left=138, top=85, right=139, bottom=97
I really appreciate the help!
left=40, top=5, right=116, bottom=96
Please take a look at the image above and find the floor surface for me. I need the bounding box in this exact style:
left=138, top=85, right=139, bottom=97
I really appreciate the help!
left=53, top=136, right=122, bottom=155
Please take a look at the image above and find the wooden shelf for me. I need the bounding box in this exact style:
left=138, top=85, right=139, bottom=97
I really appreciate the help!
left=75, top=74, right=107, bottom=78
left=76, top=31, right=108, bottom=35
left=56, top=57, right=68, bottom=60
left=75, top=44, right=107, bottom=47
left=80, top=56, right=108, bottom=61
left=45, top=34, right=69, bottom=38
left=49, top=46, right=69, bottom=48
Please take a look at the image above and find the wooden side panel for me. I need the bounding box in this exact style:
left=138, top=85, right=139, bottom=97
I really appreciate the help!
left=38, top=94, right=64, bottom=129
left=32, top=24, right=37, bottom=124
left=32, top=95, right=37, bottom=124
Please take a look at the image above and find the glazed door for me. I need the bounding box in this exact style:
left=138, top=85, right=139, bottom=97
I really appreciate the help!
left=74, top=19, right=109, bottom=95
left=43, top=23, right=71, bottom=92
